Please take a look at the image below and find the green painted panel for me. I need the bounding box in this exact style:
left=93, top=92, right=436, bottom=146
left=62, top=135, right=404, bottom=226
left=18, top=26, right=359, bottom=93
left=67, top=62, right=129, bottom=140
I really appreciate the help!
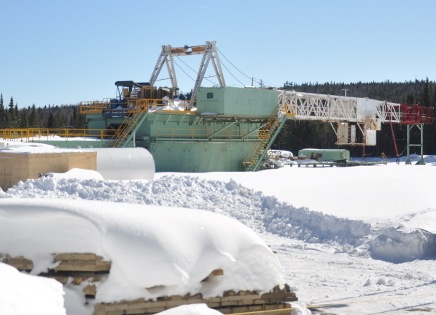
left=196, top=87, right=278, bottom=117
left=88, top=120, right=107, bottom=131
left=151, top=141, right=256, bottom=172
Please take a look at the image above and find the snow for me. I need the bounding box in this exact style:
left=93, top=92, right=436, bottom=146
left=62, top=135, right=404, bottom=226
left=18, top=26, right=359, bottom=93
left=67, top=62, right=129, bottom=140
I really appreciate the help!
left=154, top=303, right=223, bottom=315
left=45, top=168, right=104, bottom=180
left=0, top=140, right=75, bottom=152
left=1, top=141, right=436, bottom=314
left=0, top=262, right=66, bottom=315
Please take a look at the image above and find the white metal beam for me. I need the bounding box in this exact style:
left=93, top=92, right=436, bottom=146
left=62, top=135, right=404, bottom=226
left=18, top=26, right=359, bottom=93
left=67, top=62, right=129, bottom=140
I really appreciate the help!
left=277, top=90, right=403, bottom=146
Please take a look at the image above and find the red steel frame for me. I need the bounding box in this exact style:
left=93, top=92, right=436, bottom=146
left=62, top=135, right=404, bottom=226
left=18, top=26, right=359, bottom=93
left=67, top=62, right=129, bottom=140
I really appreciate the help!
left=399, top=104, right=434, bottom=124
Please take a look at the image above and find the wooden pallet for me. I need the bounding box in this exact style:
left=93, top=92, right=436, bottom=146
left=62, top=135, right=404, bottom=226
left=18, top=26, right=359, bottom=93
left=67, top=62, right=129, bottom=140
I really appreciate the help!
left=1, top=253, right=297, bottom=314
left=94, top=287, right=297, bottom=315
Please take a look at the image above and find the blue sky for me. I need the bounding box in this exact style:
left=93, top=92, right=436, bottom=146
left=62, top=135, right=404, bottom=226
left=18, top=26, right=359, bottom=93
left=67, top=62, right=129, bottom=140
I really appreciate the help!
left=1, top=0, right=435, bottom=107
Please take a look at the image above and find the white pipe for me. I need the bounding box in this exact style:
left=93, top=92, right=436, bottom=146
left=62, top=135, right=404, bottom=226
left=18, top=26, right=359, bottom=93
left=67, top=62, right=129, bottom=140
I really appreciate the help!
left=90, top=147, right=155, bottom=180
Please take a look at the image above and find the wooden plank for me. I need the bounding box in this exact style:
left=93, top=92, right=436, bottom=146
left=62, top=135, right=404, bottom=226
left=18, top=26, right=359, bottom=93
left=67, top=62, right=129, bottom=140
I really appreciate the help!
left=54, top=253, right=99, bottom=261
left=94, top=287, right=298, bottom=315
left=2, top=255, right=34, bottom=272
left=83, top=284, right=96, bottom=297
left=51, top=253, right=111, bottom=273
left=201, top=268, right=224, bottom=282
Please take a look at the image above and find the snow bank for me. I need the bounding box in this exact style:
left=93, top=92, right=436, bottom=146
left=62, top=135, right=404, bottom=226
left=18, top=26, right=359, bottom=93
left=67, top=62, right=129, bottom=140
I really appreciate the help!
left=0, top=198, right=284, bottom=303
left=2, top=164, right=435, bottom=269
left=0, top=262, right=66, bottom=315
left=370, top=226, right=436, bottom=263
left=2, top=175, right=372, bottom=246
left=262, top=195, right=370, bottom=245
left=186, top=162, right=436, bottom=220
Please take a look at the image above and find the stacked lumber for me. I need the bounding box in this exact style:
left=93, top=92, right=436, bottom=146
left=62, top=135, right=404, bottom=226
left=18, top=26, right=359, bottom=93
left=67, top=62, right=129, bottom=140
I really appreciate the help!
left=1, top=253, right=110, bottom=299
left=94, top=286, right=297, bottom=315
left=1, top=252, right=297, bottom=315
left=1, top=254, right=34, bottom=272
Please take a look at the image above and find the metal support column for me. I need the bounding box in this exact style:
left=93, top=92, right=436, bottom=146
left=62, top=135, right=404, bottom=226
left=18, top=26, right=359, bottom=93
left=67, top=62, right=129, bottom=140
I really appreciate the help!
left=405, top=124, right=424, bottom=165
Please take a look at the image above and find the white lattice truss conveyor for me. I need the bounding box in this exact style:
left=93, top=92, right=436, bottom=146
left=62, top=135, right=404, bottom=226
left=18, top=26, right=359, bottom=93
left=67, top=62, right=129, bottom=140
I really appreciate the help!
left=277, top=90, right=402, bottom=145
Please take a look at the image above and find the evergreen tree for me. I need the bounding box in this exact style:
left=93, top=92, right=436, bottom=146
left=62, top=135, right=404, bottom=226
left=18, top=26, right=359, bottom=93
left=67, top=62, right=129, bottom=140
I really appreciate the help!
left=0, top=94, right=5, bottom=128
left=8, top=97, right=16, bottom=127
left=47, top=112, right=55, bottom=128
left=28, top=104, right=40, bottom=128
left=14, top=104, right=19, bottom=127
left=420, top=77, right=430, bottom=107
left=432, top=85, right=436, bottom=107
left=4, top=110, right=9, bottom=128
left=19, top=110, right=29, bottom=128
left=405, top=94, right=414, bottom=105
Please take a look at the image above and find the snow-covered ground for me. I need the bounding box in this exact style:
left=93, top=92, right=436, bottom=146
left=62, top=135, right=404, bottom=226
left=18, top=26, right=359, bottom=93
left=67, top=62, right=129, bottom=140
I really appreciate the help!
left=1, top=141, right=436, bottom=314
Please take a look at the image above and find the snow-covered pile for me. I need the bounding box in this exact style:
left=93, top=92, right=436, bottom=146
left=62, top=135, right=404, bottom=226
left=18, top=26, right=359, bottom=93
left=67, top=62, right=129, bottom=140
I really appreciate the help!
left=0, top=262, right=66, bottom=315
left=0, top=198, right=284, bottom=303
left=2, top=174, right=371, bottom=248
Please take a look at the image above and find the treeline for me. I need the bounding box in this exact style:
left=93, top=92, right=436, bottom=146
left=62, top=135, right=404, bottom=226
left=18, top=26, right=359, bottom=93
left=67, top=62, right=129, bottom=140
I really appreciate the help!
left=0, top=94, right=87, bottom=129
left=282, top=79, right=436, bottom=106
left=273, top=79, right=436, bottom=157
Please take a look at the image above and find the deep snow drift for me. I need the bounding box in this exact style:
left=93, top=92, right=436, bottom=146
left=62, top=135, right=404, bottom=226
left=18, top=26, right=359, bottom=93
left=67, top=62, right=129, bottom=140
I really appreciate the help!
left=3, top=166, right=436, bottom=263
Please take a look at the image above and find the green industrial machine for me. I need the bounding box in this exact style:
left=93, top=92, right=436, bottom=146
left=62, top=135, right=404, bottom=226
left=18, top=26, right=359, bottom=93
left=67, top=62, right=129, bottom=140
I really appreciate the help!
left=69, top=41, right=287, bottom=172
left=81, top=85, right=282, bottom=172
left=31, top=42, right=287, bottom=172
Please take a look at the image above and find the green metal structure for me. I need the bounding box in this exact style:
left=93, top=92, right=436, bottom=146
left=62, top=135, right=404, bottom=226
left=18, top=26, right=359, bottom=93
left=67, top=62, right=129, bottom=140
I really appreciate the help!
left=78, top=86, right=284, bottom=172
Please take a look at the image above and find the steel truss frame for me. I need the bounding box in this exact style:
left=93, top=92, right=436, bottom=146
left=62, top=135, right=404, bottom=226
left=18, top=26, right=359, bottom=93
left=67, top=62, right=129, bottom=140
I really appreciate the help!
left=149, top=41, right=225, bottom=106
left=276, top=90, right=434, bottom=146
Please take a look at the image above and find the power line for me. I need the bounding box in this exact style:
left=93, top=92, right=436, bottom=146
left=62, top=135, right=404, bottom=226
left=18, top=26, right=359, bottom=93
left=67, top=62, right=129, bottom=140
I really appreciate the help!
left=173, top=59, right=196, bottom=82
left=175, top=57, right=197, bottom=75
left=173, top=58, right=218, bottom=87
left=219, top=61, right=245, bottom=87
left=217, top=48, right=261, bottom=86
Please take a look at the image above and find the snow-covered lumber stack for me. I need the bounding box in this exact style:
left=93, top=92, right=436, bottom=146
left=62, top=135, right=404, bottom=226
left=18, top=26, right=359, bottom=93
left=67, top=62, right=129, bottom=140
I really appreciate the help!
left=94, top=286, right=297, bottom=315
left=2, top=252, right=297, bottom=314
left=1, top=199, right=298, bottom=314
left=2, top=252, right=110, bottom=299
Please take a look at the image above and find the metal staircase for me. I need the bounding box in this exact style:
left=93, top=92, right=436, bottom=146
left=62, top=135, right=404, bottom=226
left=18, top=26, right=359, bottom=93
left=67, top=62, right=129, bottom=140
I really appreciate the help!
left=109, top=105, right=148, bottom=148
left=243, top=107, right=286, bottom=171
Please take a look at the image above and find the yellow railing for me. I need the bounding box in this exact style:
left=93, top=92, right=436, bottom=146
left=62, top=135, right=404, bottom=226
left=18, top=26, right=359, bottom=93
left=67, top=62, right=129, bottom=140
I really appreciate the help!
left=79, top=98, right=191, bottom=115
left=0, top=128, right=115, bottom=141
left=154, top=127, right=247, bottom=140
left=79, top=100, right=110, bottom=114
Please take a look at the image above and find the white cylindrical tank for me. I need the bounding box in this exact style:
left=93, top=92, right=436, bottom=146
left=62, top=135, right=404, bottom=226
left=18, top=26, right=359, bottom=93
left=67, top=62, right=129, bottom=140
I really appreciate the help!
left=91, top=148, right=155, bottom=180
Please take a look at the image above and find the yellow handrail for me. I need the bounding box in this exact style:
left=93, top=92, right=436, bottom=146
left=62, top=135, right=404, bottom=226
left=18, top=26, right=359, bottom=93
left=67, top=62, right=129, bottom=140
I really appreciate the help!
left=79, top=98, right=186, bottom=115
left=0, top=128, right=115, bottom=141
